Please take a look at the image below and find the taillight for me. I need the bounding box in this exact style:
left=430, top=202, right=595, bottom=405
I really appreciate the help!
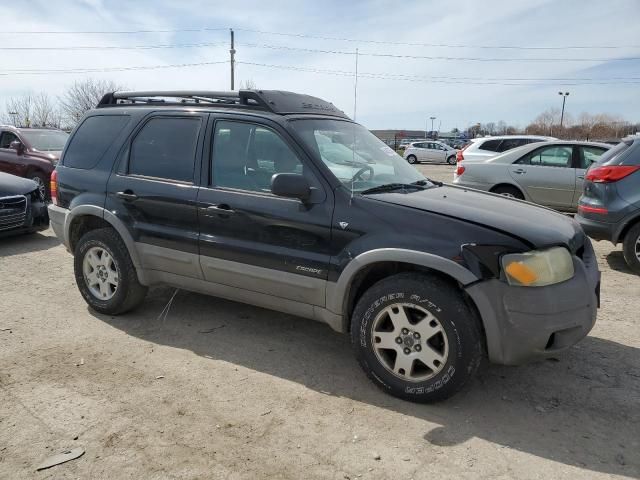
left=456, top=150, right=464, bottom=162
left=585, top=165, right=640, bottom=183
left=456, top=164, right=466, bottom=176
left=50, top=170, right=58, bottom=205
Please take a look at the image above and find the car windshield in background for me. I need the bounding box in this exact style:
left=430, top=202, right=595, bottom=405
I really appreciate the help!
left=290, top=119, right=428, bottom=192
left=21, top=130, right=69, bottom=152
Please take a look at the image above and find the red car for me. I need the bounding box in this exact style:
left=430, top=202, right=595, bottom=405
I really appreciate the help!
left=0, top=126, right=69, bottom=199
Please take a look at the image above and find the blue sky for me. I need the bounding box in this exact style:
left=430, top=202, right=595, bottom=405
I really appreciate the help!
left=2, top=0, right=639, bottom=130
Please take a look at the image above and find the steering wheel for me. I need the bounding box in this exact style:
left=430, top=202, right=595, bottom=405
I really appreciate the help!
left=350, top=165, right=375, bottom=183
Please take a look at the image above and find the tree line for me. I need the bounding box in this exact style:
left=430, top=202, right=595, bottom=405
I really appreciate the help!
left=1, top=78, right=122, bottom=130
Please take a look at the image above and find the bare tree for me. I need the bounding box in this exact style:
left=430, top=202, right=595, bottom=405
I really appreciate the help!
left=3, top=95, right=34, bottom=127
left=239, top=78, right=257, bottom=89
left=59, top=78, right=124, bottom=126
left=32, top=93, right=61, bottom=128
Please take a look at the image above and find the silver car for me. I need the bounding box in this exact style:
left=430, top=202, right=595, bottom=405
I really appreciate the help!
left=453, top=141, right=610, bottom=212
left=403, top=141, right=458, bottom=165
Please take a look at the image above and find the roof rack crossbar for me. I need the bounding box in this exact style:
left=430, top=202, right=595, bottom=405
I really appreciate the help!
left=97, top=90, right=273, bottom=110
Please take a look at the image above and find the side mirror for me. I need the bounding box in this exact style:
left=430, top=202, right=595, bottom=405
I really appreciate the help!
left=9, top=140, right=25, bottom=155
left=271, top=173, right=311, bottom=202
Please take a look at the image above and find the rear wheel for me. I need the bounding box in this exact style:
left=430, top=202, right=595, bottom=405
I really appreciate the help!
left=350, top=273, right=483, bottom=402
left=622, top=223, right=640, bottom=274
left=74, top=227, right=147, bottom=314
left=406, top=155, right=418, bottom=164
left=492, top=185, right=524, bottom=200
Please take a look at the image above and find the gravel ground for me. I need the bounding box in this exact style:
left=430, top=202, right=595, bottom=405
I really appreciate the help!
left=1, top=164, right=639, bottom=479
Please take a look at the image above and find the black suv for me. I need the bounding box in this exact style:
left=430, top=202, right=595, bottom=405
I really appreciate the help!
left=48, top=90, right=600, bottom=402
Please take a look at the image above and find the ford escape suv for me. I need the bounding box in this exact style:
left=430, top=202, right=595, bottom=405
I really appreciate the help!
left=48, top=90, right=600, bottom=402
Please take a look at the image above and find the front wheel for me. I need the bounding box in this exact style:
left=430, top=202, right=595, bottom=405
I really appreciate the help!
left=350, top=273, right=483, bottom=402
left=406, top=155, right=417, bottom=164
left=447, top=155, right=456, bottom=165
left=74, top=227, right=148, bottom=315
left=622, top=223, right=640, bottom=274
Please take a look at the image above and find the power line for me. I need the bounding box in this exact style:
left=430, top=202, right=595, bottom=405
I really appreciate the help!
left=0, top=27, right=228, bottom=35
left=237, top=43, right=640, bottom=62
left=236, top=61, right=640, bottom=85
left=0, top=42, right=228, bottom=51
left=0, top=61, right=228, bottom=76
left=236, top=28, right=640, bottom=50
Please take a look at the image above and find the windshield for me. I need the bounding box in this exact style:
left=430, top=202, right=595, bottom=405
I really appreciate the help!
left=21, top=130, right=69, bottom=152
left=290, top=119, right=427, bottom=192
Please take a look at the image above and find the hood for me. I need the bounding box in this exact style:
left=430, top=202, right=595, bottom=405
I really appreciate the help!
left=368, top=185, right=583, bottom=250
left=30, top=150, right=61, bottom=163
left=0, top=172, right=38, bottom=196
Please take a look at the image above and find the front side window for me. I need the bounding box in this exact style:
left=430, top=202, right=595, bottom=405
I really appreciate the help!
left=0, top=132, right=18, bottom=149
left=290, top=119, right=426, bottom=192
left=521, top=146, right=573, bottom=167
left=212, top=121, right=303, bottom=193
left=129, top=117, right=201, bottom=182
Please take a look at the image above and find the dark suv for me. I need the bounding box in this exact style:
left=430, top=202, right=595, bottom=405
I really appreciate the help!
left=0, top=126, right=69, bottom=199
left=577, top=135, right=640, bottom=273
left=48, top=90, right=600, bottom=402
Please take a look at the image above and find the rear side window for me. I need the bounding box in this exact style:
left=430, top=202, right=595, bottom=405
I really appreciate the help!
left=128, top=117, right=201, bottom=182
left=497, top=138, right=526, bottom=152
left=597, top=139, right=637, bottom=166
left=478, top=139, right=501, bottom=152
left=63, top=115, right=129, bottom=169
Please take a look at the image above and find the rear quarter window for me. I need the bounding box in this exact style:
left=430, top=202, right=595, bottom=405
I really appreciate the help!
left=63, top=115, right=130, bottom=169
left=478, top=139, right=501, bottom=152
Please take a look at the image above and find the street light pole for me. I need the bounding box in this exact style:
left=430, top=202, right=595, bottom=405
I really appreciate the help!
left=430, top=116, right=436, bottom=138
left=558, top=91, right=569, bottom=127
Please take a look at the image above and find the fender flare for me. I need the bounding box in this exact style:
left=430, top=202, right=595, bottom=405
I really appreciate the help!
left=64, top=205, right=143, bottom=272
left=326, top=248, right=479, bottom=329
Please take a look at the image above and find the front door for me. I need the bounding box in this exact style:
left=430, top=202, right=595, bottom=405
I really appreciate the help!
left=0, top=131, right=22, bottom=176
left=509, top=144, right=576, bottom=209
left=197, top=116, right=334, bottom=306
left=105, top=113, right=206, bottom=278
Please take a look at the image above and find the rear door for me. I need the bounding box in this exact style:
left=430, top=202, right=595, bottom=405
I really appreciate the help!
left=106, top=112, right=206, bottom=278
left=509, top=144, right=576, bottom=208
left=573, top=145, right=608, bottom=205
left=412, top=142, right=428, bottom=162
left=196, top=116, right=334, bottom=306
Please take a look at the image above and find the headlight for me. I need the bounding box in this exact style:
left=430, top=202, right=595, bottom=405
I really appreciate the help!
left=501, top=247, right=574, bottom=287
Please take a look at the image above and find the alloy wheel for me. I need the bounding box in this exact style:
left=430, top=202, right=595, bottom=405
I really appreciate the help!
left=371, top=303, right=449, bottom=382
left=31, top=176, right=46, bottom=200
left=83, top=246, right=119, bottom=300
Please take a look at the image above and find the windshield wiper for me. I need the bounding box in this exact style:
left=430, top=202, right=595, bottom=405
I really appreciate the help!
left=360, top=183, right=427, bottom=195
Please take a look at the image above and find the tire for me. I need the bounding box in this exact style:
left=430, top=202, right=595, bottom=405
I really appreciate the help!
left=74, top=227, right=147, bottom=315
left=622, top=222, right=640, bottom=274
left=29, top=172, right=48, bottom=200
left=492, top=185, right=524, bottom=200
left=406, top=155, right=418, bottom=164
left=350, top=273, right=483, bottom=403
left=446, top=155, right=456, bottom=165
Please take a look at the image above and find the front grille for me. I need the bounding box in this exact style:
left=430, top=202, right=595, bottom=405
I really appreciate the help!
left=0, top=195, right=27, bottom=231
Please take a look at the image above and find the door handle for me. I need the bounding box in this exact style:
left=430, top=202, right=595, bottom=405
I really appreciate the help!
left=206, top=204, right=235, bottom=215
left=578, top=175, right=585, bottom=179
left=513, top=169, right=527, bottom=175
left=116, top=190, right=138, bottom=201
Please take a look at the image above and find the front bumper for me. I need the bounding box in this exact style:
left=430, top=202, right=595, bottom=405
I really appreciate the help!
left=0, top=196, right=49, bottom=238
left=465, top=240, right=600, bottom=365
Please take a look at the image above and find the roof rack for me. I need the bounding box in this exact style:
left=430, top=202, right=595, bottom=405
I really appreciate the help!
left=96, top=89, right=350, bottom=119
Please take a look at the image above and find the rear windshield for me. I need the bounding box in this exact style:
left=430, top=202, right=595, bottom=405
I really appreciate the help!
left=596, top=139, right=637, bottom=166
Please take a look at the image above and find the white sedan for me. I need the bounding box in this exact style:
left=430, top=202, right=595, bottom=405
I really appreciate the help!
left=453, top=141, right=610, bottom=212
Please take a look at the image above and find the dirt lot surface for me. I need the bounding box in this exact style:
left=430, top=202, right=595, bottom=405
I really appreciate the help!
left=1, top=164, right=639, bottom=479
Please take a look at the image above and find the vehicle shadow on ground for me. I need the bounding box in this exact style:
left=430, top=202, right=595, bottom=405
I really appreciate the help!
left=93, top=288, right=640, bottom=478
left=606, top=250, right=638, bottom=276
left=0, top=230, right=60, bottom=257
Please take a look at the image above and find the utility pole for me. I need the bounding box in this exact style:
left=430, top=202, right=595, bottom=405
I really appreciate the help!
left=230, top=28, right=236, bottom=90
left=558, top=91, right=569, bottom=127
left=430, top=116, right=436, bottom=138
left=353, top=48, right=359, bottom=121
